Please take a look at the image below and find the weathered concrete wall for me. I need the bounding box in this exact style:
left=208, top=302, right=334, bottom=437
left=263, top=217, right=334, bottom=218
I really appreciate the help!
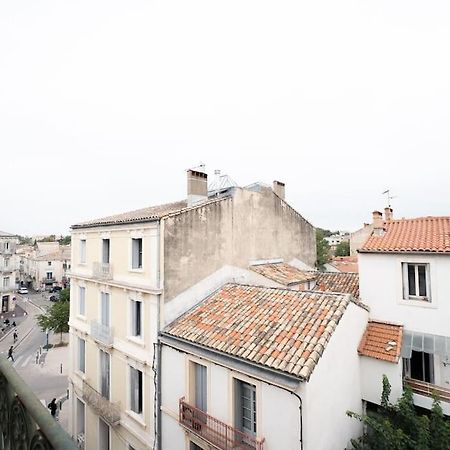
left=163, top=187, right=316, bottom=301
left=350, top=223, right=373, bottom=256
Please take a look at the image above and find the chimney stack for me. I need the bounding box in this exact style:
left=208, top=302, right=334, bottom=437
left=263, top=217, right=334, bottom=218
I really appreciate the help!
left=273, top=180, right=285, bottom=200
left=187, top=169, right=208, bottom=207
left=384, top=207, right=393, bottom=221
left=372, top=210, right=384, bottom=235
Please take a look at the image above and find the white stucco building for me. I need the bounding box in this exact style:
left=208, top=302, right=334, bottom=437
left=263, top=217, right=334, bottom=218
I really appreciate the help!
left=67, top=169, right=316, bottom=450
left=0, top=230, right=19, bottom=313
left=160, top=283, right=368, bottom=450
left=358, top=213, right=450, bottom=414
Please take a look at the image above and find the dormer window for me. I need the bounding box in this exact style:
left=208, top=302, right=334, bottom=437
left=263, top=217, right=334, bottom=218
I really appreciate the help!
left=402, top=263, right=430, bottom=302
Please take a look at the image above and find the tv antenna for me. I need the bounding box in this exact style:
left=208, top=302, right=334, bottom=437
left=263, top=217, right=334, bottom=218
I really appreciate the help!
left=382, top=189, right=396, bottom=208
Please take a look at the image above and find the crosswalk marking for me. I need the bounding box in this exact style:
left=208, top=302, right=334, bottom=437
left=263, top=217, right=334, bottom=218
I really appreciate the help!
left=21, top=355, right=31, bottom=367
left=12, top=355, right=23, bottom=367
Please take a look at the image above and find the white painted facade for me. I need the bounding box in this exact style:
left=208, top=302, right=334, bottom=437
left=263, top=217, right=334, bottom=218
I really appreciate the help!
left=359, top=251, right=450, bottom=413
left=0, top=234, right=19, bottom=313
left=160, top=301, right=368, bottom=450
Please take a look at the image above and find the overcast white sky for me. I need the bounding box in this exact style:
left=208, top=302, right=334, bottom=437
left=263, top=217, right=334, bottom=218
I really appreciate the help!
left=1, top=1, right=449, bottom=236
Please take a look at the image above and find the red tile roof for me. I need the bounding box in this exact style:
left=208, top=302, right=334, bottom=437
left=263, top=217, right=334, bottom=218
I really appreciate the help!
left=163, top=284, right=361, bottom=380
left=329, top=256, right=358, bottom=273
left=358, top=321, right=403, bottom=363
left=250, top=262, right=317, bottom=286
left=314, top=272, right=360, bottom=298
left=360, top=216, right=450, bottom=253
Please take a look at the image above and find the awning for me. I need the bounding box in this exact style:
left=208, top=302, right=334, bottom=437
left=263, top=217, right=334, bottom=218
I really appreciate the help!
left=401, top=330, right=450, bottom=359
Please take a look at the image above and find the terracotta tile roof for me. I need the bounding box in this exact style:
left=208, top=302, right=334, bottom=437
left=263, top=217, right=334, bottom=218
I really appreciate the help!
left=329, top=256, right=359, bottom=273
left=360, top=216, right=450, bottom=253
left=163, top=284, right=358, bottom=381
left=313, top=272, right=360, bottom=298
left=358, top=320, right=403, bottom=363
left=250, top=262, right=317, bottom=286
left=72, top=197, right=229, bottom=229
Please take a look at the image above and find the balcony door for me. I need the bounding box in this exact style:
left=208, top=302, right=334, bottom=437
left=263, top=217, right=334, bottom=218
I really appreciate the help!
left=102, top=239, right=110, bottom=264
left=100, top=292, right=110, bottom=327
left=404, top=351, right=434, bottom=383
left=235, top=380, right=257, bottom=437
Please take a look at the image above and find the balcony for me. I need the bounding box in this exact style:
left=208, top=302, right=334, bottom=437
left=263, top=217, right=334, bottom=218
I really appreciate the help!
left=82, top=380, right=120, bottom=426
left=90, top=320, right=114, bottom=347
left=92, top=262, right=113, bottom=281
left=404, top=378, right=450, bottom=403
left=0, top=285, right=16, bottom=293
left=179, top=398, right=265, bottom=450
left=0, top=356, right=76, bottom=449
left=0, top=264, right=18, bottom=273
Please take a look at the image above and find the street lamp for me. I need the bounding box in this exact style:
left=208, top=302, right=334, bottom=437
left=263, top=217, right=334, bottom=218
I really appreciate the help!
left=45, top=328, right=49, bottom=350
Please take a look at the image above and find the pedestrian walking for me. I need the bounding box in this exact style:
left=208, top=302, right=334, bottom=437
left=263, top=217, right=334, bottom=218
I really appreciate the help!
left=13, top=330, right=18, bottom=343
left=7, top=346, right=14, bottom=362
left=47, top=398, right=58, bottom=418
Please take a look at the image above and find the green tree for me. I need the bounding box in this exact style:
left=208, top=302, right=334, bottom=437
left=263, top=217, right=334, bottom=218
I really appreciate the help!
left=58, top=288, right=70, bottom=302
left=59, top=235, right=71, bottom=245
left=335, top=240, right=350, bottom=256
left=37, top=300, right=70, bottom=344
left=316, top=228, right=331, bottom=269
left=347, top=375, right=450, bottom=450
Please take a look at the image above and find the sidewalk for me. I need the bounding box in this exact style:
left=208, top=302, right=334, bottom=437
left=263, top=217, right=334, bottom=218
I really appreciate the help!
left=41, top=332, right=70, bottom=431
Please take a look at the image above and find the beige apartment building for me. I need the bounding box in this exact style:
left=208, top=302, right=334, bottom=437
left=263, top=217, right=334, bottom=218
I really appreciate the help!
left=0, top=230, right=19, bottom=313
left=67, top=170, right=316, bottom=450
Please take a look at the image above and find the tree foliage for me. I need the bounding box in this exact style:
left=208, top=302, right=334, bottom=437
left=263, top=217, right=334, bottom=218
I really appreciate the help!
left=59, top=235, right=71, bottom=245
left=316, top=228, right=331, bottom=268
left=335, top=240, right=350, bottom=256
left=347, top=375, right=450, bottom=450
left=37, top=300, right=70, bottom=343
left=58, top=288, right=70, bottom=302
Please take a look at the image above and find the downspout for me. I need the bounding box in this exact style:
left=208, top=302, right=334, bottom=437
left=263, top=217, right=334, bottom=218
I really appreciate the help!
left=155, top=218, right=164, bottom=450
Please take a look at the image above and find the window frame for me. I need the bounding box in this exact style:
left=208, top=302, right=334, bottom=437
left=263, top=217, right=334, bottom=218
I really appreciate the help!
left=78, top=337, right=86, bottom=374
left=130, top=238, right=143, bottom=271
left=128, top=298, right=143, bottom=342
left=128, top=365, right=144, bottom=416
left=76, top=397, right=86, bottom=440
left=99, top=350, right=111, bottom=400
left=100, top=291, right=111, bottom=328
left=78, top=286, right=86, bottom=317
left=402, top=262, right=431, bottom=302
left=79, top=239, right=86, bottom=265
left=102, top=239, right=110, bottom=265
left=98, top=417, right=110, bottom=450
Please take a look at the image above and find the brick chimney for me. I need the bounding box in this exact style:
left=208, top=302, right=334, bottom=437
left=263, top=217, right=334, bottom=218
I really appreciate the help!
left=372, top=210, right=384, bottom=236
left=187, top=169, right=208, bottom=207
left=273, top=180, right=285, bottom=200
left=384, top=207, right=393, bottom=221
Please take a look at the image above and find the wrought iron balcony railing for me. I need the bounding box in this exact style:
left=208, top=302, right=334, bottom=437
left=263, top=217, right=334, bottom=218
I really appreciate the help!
left=82, top=380, right=120, bottom=426
left=92, top=262, right=113, bottom=280
left=0, top=355, right=76, bottom=449
left=90, top=320, right=114, bottom=347
left=404, top=378, right=450, bottom=403
left=179, top=397, right=265, bottom=450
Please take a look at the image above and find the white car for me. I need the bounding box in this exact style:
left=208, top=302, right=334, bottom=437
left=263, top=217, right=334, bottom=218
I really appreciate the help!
left=18, top=287, right=28, bottom=294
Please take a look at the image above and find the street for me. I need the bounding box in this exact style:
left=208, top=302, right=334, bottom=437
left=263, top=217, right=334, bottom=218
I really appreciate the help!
left=0, top=292, right=69, bottom=410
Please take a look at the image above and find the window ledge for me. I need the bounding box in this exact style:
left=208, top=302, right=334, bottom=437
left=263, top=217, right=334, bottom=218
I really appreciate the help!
left=125, top=410, right=146, bottom=428
left=129, top=268, right=144, bottom=273
left=127, top=336, right=145, bottom=347
left=398, top=299, right=437, bottom=309
left=76, top=314, right=87, bottom=322
left=75, top=370, right=86, bottom=380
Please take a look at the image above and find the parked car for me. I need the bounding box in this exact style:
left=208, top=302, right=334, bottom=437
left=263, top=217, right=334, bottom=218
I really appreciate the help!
left=49, top=286, right=62, bottom=293
left=18, top=287, right=28, bottom=294
left=49, top=294, right=59, bottom=302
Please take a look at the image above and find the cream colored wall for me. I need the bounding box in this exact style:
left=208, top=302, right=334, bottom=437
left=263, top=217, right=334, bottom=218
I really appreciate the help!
left=71, top=223, right=159, bottom=289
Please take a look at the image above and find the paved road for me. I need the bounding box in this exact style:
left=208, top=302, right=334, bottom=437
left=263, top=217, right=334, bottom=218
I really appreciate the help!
left=0, top=294, right=69, bottom=406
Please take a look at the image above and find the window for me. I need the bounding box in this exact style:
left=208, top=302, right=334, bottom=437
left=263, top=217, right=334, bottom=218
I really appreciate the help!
left=190, top=443, right=205, bottom=450
left=46, top=272, right=53, bottom=280
left=3, top=277, right=9, bottom=288
left=99, top=350, right=110, bottom=399
left=76, top=398, right=85, bottom=438
left=80, top=239, right=86, bottom=264
left=235, top=380, right=257, bottom=436
left=48, top=261, right=52, bottom=266
left=403, top=351, right=434, bottom=383
left=191, top=362, right=207, bottom=412
left=100, top=292, right=110, bottom=327
left=79, top=287, right=86, bottom=316
left=129, top=366, right=143, bottom=414
left=78, top=338, right=86, bottom=373
left=99, top=418, right=110, bottom=450
left=130, top=300, right=142, bottom=338
left=4, top=258, right=9, bottom=268
left=402, top=263, right=430, bottom=301
left=131, top=238, right=143, bottom=269
left=102, top=239, right=110, bottom=264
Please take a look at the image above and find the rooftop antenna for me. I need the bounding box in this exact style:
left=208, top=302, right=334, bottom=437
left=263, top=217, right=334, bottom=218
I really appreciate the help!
left=187, top=163, right=206, bottom=172
left=382, top=189, right=396, bottom=208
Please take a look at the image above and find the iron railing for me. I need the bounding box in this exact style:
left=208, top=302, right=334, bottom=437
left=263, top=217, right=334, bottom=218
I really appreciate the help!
left=82, top=380, right=120, bottom=426
left=90, top=321, right=114, bottom=347
left=0, top=355, right=77, bottom=449
left=92, top=262, right=113, bottom=280
left=179, top=397, right=264, bottom=450
left=404, top=378, right=450, bottom=402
